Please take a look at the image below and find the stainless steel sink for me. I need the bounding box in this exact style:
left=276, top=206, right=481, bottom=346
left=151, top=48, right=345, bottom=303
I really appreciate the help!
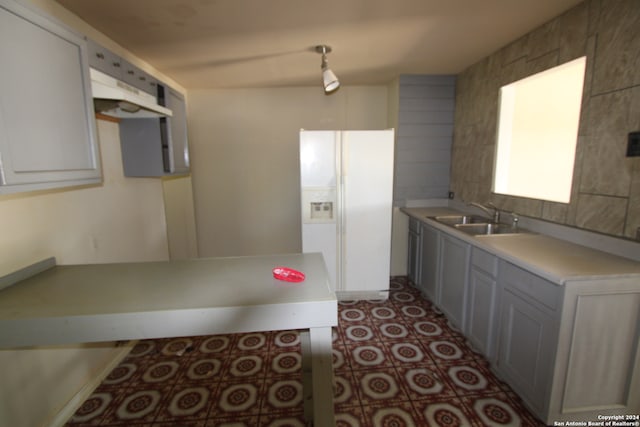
left=454, top=223, right=522, bottom=236
left=429, top=213, right=531, bottom=236
left=430, top=215, right=489, bottom=226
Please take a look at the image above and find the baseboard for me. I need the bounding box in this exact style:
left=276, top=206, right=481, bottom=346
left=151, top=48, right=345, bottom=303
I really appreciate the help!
left=336, top=290, right=389, bottom=301
left=46, top=341, right=137, bottom=427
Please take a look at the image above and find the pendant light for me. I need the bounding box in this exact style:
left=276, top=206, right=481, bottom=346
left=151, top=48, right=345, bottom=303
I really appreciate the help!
left=315, top=45, right=340, bottom=93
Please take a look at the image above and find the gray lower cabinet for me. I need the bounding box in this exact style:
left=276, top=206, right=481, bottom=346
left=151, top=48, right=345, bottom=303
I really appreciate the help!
left=496, top=261, right=640, bottom=423
left=438, top=233, right=470, bottom=329
left=465, top=248, right=499, bottom=361
left=406, top=214, right=640, bottom=423
left=0, top=0, right=100, bottom=194
left=418, top=223, right=439, bottom=302
left=548, top=277, right=640, bottom=423
left=496, top=261, right=559, bottom=416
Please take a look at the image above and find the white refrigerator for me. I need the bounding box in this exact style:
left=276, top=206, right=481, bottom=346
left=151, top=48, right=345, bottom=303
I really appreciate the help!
left=300, top=129, right=394, bottom=300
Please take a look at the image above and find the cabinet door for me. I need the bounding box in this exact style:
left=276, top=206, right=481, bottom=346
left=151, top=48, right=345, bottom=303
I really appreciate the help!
left=466, top=267, right=498, bottom=360
left=165, top=87, right=190, bottom=173
left=497, top=288, right=556, bottom=415
left=438, top=234, right=469, bottom=329
left=120, top=119, right=165, bottom=177
left=419, top=224, right=439, bottom=303
left=0, top=0, right=100, bottom=193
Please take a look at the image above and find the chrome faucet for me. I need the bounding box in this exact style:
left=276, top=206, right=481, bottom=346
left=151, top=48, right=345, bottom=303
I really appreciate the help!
left=511, top=212, right=519, bottom=231
left=469, top=202, right=500, bottom=223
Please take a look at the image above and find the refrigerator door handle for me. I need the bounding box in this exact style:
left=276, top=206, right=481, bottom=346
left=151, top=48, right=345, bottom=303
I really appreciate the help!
left=339, top=175, right=347, bottom=293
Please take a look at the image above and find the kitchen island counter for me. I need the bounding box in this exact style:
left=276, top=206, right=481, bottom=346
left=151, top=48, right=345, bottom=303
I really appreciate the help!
left=0, top=252, right=337, bottom=427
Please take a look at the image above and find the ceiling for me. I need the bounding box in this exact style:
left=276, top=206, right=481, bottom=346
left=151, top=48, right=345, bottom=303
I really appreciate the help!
left=56, top=0, right=583, bottom=90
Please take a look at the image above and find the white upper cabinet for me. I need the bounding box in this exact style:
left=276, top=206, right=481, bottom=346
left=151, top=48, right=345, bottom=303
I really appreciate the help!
left=0, top=0, right=101, bottom=194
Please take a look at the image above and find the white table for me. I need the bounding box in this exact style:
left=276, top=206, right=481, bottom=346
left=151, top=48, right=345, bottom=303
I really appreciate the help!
left=0, top=253, right=337, bottom=426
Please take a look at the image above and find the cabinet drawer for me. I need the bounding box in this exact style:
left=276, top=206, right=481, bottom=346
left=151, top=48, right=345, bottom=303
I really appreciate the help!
left=500, top=261, right=560, bottom=311
left=472, top=248, right=497, bottom=277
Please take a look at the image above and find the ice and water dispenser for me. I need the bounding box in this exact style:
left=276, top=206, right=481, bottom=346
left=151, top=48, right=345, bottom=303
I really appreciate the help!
left=301, top=187, right=336, bottom=224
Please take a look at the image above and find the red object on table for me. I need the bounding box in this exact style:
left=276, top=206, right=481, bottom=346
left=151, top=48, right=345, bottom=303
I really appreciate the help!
left=273, top=267, right=306, bottom=282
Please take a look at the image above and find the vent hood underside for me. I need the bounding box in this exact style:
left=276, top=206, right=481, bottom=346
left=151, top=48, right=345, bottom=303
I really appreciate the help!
left=90, top=68, right=172, bottom=119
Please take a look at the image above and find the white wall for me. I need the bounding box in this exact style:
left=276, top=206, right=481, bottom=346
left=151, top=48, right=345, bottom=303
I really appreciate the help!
left=163, top=176, right=199, bottom=259
left=0, top=119, right=170, bottom=426
left=188, top=86, right=389, bottom=257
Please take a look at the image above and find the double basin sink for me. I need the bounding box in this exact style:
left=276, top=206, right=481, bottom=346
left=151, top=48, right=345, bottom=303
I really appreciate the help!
left=429, top=214, right=530, bottom=237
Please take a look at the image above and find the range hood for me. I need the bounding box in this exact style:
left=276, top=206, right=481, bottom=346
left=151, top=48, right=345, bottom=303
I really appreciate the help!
left=90, top=68, right=172, bottom=119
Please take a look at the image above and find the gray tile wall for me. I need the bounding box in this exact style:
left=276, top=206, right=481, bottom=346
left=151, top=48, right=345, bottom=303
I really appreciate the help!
left=394, top=75, right=456, bottom=206
left=451, top=0, right=640, bottom=240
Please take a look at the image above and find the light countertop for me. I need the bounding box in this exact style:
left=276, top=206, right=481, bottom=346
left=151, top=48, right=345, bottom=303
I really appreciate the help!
left=402, top=207, right=640, bottom=285
left=0, top=253, right=337, bottom=347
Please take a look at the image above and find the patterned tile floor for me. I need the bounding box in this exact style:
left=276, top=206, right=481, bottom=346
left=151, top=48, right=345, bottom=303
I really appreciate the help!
left=65, top=277, right=546, bottom=426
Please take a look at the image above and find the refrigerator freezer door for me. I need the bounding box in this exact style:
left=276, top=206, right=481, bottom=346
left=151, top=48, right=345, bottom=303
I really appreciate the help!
left=300, top=131, right=338, bottom=290
left=299, top=131, right=337, bottom=188
left=341, top=130, right=394, bottom=294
